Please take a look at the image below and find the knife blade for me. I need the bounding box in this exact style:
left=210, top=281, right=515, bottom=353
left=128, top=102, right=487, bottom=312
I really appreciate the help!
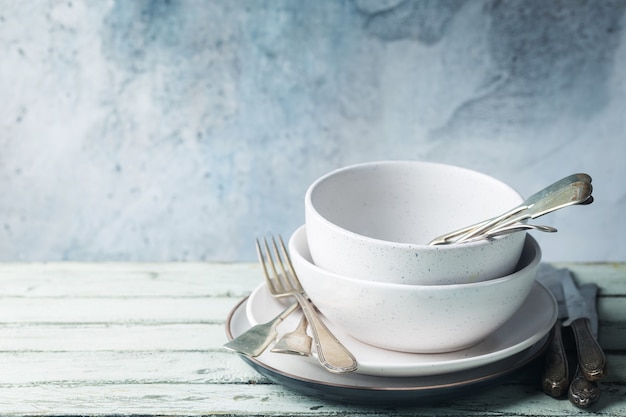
left=580, top=284, right=599, bottom=338
left=536, top=264, right=569, bottom=397
left=561, top=271, right=607, bottom=381
left=568, top=283, right=602, bottom=408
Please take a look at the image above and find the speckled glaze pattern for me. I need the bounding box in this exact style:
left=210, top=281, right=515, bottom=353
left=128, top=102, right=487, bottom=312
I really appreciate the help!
left=305, top=161, right=526, bottom=285
left=289, top=225, right=542, bottom=353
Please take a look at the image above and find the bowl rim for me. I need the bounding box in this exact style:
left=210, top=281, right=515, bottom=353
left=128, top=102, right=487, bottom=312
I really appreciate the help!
left=304, top=160, right=524, bottom=251
left=289, top=224, right=542, bottom=290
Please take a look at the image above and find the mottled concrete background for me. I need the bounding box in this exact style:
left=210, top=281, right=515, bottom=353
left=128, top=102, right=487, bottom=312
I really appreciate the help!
left=1, top=0, right=625, bottom=262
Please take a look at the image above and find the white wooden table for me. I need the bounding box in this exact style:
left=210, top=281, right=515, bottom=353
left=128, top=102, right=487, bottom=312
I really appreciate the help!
left=0, top=262, right=624, bottom=416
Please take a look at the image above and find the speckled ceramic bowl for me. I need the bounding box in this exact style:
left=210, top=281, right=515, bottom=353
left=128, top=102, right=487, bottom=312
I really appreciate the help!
left=305, top=160, right=526, bottom=285
left=289, top=225, right=541, bottom=353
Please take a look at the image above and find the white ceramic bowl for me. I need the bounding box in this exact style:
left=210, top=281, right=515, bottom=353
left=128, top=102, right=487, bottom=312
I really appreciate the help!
left=305, top=160, right=526, bottom=285
left=289, top=225, right=542, bottom=353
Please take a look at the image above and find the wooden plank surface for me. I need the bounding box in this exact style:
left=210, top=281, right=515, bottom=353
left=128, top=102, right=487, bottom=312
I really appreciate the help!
left=0, top=262, right=624, bottom=416
left=2, top=382, right=626, bottom=417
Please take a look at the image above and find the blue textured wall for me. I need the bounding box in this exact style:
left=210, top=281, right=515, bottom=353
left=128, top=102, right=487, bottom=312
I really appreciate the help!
left=1, top=0, right=625, bottom=262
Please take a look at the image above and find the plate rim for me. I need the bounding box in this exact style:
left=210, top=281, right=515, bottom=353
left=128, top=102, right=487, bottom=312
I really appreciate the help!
left=243, top=280, right=558, bottom=377
left=225, top=295, right=551, bottom=399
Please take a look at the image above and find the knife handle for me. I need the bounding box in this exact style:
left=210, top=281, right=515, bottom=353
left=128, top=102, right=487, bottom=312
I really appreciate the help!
left=568, top=365, right=601, bottom=408
left=571, top=318, right=607, bottom=381
left=542, top=321, right=569, bottom=397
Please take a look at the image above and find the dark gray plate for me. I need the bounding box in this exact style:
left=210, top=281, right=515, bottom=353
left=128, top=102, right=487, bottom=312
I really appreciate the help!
left=225, top=296, right=550, bottom=405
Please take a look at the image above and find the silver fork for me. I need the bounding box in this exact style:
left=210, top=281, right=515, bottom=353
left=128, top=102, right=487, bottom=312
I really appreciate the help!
left=257, top=236, right=358, bottom=373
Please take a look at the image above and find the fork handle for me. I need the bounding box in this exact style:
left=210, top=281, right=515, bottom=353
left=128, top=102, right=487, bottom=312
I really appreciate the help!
left=294, top=293, right=358, bottom=373
left=542, top=321, right=569, bottom=398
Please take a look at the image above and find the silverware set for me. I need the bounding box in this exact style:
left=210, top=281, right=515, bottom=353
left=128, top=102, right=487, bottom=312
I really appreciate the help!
left=224, top=236, right=357, bottom=374
left=225, top=236, right=607, bottom=408
left=429, top=173, right=593, bottom=245
left=537, top=265, right=607, bottom=408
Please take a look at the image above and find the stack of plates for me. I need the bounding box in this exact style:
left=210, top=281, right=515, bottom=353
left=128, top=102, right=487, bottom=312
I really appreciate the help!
left=225, top=281, right=557, bottom=405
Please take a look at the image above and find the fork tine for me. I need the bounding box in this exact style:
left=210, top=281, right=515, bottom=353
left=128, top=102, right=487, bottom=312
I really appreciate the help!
left=278, top=235, right=302, bottom=291
left=256, top=238, right=277, bottom=294
left=258, top=237, right=288, bottom=295
left=255, top=238, right=265, bottom=269
left=263, top=237, right=279, bottom=280
left=266, top=237, right=288, bottom=294
left=270, top=236, right=292, bottom=292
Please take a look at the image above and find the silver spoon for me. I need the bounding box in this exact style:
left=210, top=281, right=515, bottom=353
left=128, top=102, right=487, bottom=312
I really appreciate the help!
left=455, top=180, right=590, bottom=244
left=429, top=174, right=592, bottom=245
left=271, top=315, right=312, bottom=356
left=223, top=302, right=299, bottom=357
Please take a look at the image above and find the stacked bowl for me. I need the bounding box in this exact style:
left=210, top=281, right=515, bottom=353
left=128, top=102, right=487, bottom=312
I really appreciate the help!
left=289, top=160, right=543, bottom=354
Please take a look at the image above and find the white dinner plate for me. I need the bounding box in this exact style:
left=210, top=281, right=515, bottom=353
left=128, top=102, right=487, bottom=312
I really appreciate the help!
left=226, top=294, right=552, bottom=405
left=245, top=281, right=557, bottom=377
